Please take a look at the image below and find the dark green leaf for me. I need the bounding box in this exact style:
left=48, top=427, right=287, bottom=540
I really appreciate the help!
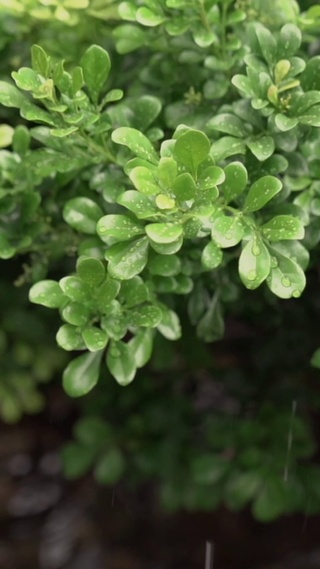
left=106, top=340, right=137, bottom=385
left=197, top=294, right=224, bottom=342
left=112, top=127, right=158, bottom=164
left=244, top=176, right=282, bottom=212
left=81, top=45, right=111, bottom=103
left=95, top=448, right=125, bottom=484
left=106, top=237, right=149, bottom=280
left=29, top=280, right=65, bottom=308
left=174, top=129, right=210, bottom=175
left=261, top=215, right=304, bottom=241
left=63, top=198, right=103, bottom=234
left=76, top=257, right=106, bottom=287
left=221, top=161, right=248, bottom=203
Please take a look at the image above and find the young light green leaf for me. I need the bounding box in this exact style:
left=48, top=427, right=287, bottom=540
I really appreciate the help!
left=106, top=237, right=149, bottom=280
left=29, top=280, right=65, bottom=308
left=146, top=223, right=183, bottom=244
left=76, top=257, right=106, bottom=287
left=127, top=305, right=162, bottom=328
left=63, top=351, right=103, bottom=397
left=239, top=237, right=271, bottom=289
left=96, top=214, right=145, bottom=242
left=266, top=249, right=306, bottom=299
left=244, top=176, right=282, bottom=213
left=128, top=329, right=154, bottom=367
left=63, top=198, right=103, bottom=234
left=201, top=241, right=223, bottom=270
left=82, top=326, right=109, bottom=352
left=136, top=6, right=165, bottom=26
left=12, top=68, right=42, bottom=91
left=81, top=45, right=111, bottom=103
left=106, top=340, right=136, bottom=385
left=31, top=45, right=50, bottom=77
left=261, top=215, right=304, bottom=241
left=112, top=127, right=158, bottom=164
left=220, top=161, right=248, bottom=203
left=174, top=129, right=210, bottom=175
left=211, top=216, right=244, bottom=248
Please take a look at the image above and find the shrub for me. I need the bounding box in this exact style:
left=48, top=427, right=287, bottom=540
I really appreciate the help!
left=1, top=0, right=320, bottom=521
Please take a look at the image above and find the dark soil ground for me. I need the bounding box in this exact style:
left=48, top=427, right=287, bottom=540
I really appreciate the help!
left=1, top=385, right=320, bottom=569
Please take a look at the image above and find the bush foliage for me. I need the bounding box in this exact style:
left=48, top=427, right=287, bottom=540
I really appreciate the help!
left=1, top=0, right=320, bottom=520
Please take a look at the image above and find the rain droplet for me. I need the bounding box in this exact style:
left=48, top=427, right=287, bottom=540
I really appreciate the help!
left=271, top=257, right=278, bottom=268
left=248, top=270, right=256, bottom=281
left=226, top=233, right=232, bottom=240
left=252, top=245, right=260, bottom=256
left=292, top=290, right=301, bottom=298
left=281, top=277, right=291, bottom=287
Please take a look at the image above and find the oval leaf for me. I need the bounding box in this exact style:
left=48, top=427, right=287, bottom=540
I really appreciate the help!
left=63, top=351, right=103, bottom=397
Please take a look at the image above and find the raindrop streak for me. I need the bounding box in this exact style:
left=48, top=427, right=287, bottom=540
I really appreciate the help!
left=284, top=399, right=297, bottom=482
left=205, top=541, right=214, bottom=569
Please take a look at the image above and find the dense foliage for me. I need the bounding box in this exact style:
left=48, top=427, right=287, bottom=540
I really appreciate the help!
left=1, top=0, right=320, bottom=521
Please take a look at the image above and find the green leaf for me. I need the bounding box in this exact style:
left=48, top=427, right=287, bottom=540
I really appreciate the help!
left=62, top=302, right=90, bottom=326
left=207, top=113, right=248, bottom=138
left=97, top=214, right=145, bottom=242
left=157, top=308, right=181, bottom=340
left=210, top=136, right=246, bottom=163
left=298, top=106, right=320, bottom=127
left=225, top=471, right=262, bottom=510
left=127, top=305, right=162, bottom=328
left=106, top=237, right=149, bottom=280
left=155, top=194, right=176, bottom=210
left=96, top=279, right=121, bottom=310
left=220, top=161, right=248, bottom=203
left=0, top=81, right=27, bottom=108
left=149, top=236, right=183, bottom=255
left=56, top=324, right=85, bottom=351
left=198, top=166, right=225, bottom=190
left=63, top=351, right=103, bottom=397
left=271, top=241, right=309, bottom=271
left=174, top=129, right=210, bottom=175
left=63, top=198, right=103, bottom=234
left=0, top=124, right=14, bottom=148
left=74, top=417, right=111, bottom=448
left=112, top=127, right=158, bottom=164
left=80, top=45, right=111, bottom=103
left=136, top=6, right=165, bottom=26
left=231, top=74, right=254, bottom=96
left=82, top=326, right=109, bottom=352
left=244, top=176, right=282, bottom=213
left=278, top=24, right=302, bottom=58
left=148, top=253, right=181, bottom=276
left=12, top=68, right=42, bottom=91
left=201, top=241, right=223, bottom=270
left=31, top=44, right=50, bottom=77
left=120, top=276, right=149, bottom=307
left=255, top=23, right=277, bottom=65
left=29, top=280, right=65, bottom=308
left=113, top=24, right=145, bottom=54
left=146, top=223, right=183, bottom=244
left=274, top=114, right=298, bottom=131
left=62, top=443, right=96, bottom=479
left=211, top=216, right=244, bottom=248
left=301, top=56, right=320, bottom=91
left=311, top=348, right=320, bottom=369
left=101, top=301, right=127, bottom=340
left=261, top=215, right=304, bottom=241
left=106, top=340, right=137, bottom=385
left=128, top=329, right=153, bottom=367
left=172, top=172, right=196, bottom=201
left=117, top=190, right=158, bottom=219
left=246, top=136, right=275, bottom=161
left=191, top=455, right=229, bottom=485
left=12, top=125, right=30, bottom=154
left=76, top=257, right=106, bottom=287
left=197, top=293, right=224, bottom=342
left=252, top=476, right=289, bottom=521
left=239, top=237, right=271, bottom=290
left=20, top=102, right=56, bottom=126
left=266, top=249, right=306, bottom=299
left=94, top=448, right=125, bottom=484
left=129, top=166, right=159, bottom=195
left=59, top=277, right=91, bottom=303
